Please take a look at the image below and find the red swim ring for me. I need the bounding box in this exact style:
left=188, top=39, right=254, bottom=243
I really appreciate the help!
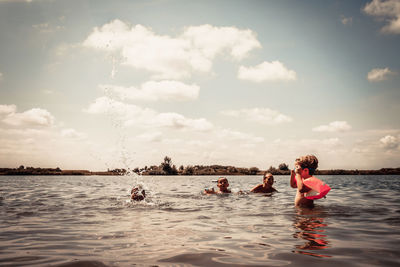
left=302, top=177, right=331, bottom=200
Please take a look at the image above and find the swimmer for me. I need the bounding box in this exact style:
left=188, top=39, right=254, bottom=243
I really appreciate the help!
left=250, top=172, right=277, bottom=193
left=131, top=186, right=146, bottom=201
left=204, top=177, right=231, bottom=194
left=290, top=155, right=318, bottom=208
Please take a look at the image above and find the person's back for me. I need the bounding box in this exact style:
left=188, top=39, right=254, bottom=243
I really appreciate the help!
left=290, top=155, right=319, bottom=208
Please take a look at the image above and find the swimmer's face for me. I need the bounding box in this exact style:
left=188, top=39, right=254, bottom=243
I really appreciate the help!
left=263, top=174, right=274, bottom=186
left=217, top=178, right=229, bottom=189
left=294, top=161, right=308, bottom=178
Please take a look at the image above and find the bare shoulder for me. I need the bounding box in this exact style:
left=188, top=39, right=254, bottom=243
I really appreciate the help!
left=251, top=184, right=263, bottom=193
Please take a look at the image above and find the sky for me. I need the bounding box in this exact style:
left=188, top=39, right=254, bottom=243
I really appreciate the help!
left=0, top=0, right=399, bottom=171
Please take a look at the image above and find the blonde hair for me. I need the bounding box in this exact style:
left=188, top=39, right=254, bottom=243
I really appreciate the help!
left=296, top=155, right=318, bottom=174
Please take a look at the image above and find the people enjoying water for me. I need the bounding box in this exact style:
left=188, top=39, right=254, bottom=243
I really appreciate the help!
left=250, top=172, right=277, bottom=193
left=290, top=155, right=320, bottom=208
left=204, top=177, right=231, bottom=194
left=131, top=186, right=146, bottom=201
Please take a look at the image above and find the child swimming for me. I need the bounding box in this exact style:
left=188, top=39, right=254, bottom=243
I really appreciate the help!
left=204, top=177, right=231, bottom=194
left=290, top=155, right=319, bottom=208
left=250, top=172, right=277, bottom=193
left=131, top=186, right=146, bottom=201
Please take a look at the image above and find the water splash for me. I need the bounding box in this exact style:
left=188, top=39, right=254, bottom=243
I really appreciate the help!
left=102, top=84, right=147, bottom=199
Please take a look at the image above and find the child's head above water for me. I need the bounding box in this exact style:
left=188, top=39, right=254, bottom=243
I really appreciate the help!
left=295, top=155, right=318, bottom=175
left=204, top=177, right=231, bottom=194
left=217, top=177, right=230, bottom=192
left=131, top=186, right=146, bottom=201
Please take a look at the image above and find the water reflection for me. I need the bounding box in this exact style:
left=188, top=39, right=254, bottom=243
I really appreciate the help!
left=292, top=207, right=331, bottom=258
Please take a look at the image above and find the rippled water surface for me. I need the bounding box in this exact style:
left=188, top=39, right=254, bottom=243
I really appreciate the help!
left=1, top=175, right=399, bottom=266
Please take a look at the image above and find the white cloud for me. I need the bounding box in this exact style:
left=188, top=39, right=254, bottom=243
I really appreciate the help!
left=216, top=128, right=264, bottom=143
left=221, top=107, right=292, bottom=125
left=32, top=23, right=65, bottom=33
left=341, top=15, right=353, bottom=25
left=102, top=80, right=200, bottom=102
left=85, top=96, right=213, bottom=131
left=364, top=0, right=400, bottom=34
left=61, top=128, right=87, bottom=139
left=0, top=104, right=16, bottom=115
left=149, top=113, right=213, bottom=131
left=0, top=72, right=3, bottom=81
left=237, top=61, right=297, bottom=82
left=367, top=67, right=396, bottom=82
left=273, top=137, right=341, bottom=148
left=137, top=132, right=163, bottom=143
left=299, top=138, right=341, bottom=147
left=181, top=24, right=261, bottom=61
left=1, top=107, right=54, bottom=127
left=380, top=135, right=399, bottom=150
left=83, top=20, right=261, bottom=79
left=0, top=124, right=96, bottom=170
left=312, top=121, right=352, bottom=132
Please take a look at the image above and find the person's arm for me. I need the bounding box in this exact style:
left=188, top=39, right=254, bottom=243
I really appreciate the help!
left=290, top=170, right=297, bottom=188
left=295, top=173, right=305, bottom=192
left=204, top=188, right=215, bottom=194
left=294, top=168, right=311, bottom=193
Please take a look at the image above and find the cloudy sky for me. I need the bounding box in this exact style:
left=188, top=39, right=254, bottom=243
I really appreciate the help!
left=0, top=0, right=399, bottom=170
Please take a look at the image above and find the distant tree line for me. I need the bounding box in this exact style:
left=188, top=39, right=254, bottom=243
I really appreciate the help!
left=130, top=156, right=263, bottom=176
left=0, top=165, right=64, bottom=175
left=130, top=156, right=400, bottom=176
left=1, top=158, right=400, bottom=176
left=0, top=165, right=95, bottom=175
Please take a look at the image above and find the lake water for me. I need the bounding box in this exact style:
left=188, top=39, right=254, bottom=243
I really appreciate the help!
left=0, top=175, right=399, bottom=266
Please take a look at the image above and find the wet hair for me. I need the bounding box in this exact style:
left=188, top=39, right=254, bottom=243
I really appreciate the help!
left=263, top=173, right=274, bottom=184
left=264, top=172, right=273, bottom=178
left=263, top=172, right=273, bottom=181
left=296, top=155, right=318, bottom=175
left=217, top=177, right=228, bottom=183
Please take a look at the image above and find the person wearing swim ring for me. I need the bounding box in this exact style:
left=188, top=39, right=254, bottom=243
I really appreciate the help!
left=251, top=172, right=277, bottom=193
left=290, top=155, right=318, bottom=208
left=204, top=177, right=231, bottom=194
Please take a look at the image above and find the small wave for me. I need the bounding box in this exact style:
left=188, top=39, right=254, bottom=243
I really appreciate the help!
left=161, top=206, right=202, bottom=213
left=56, top=260, right=110, bottom=267
left=197, top=215, right=211, bottom=219
left=383, top=217, right=400, bottom=226
left=159, top=252, right=227, bottom=265
left=16, top=211, right=35, bottom=217
left=0, top=255, right=44, bottom=265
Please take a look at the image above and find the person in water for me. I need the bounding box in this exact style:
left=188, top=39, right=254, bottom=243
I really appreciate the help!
left=290, top=155, right=319, bottom=208
left=204, top=177, right=231, bottom=194
left=250, top=172, right=277, bottom=193
left=131, top=186, right=146, bottom=201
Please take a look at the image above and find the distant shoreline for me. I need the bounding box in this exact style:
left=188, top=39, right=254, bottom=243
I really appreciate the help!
left=1, top=166, right=400, bottom=176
